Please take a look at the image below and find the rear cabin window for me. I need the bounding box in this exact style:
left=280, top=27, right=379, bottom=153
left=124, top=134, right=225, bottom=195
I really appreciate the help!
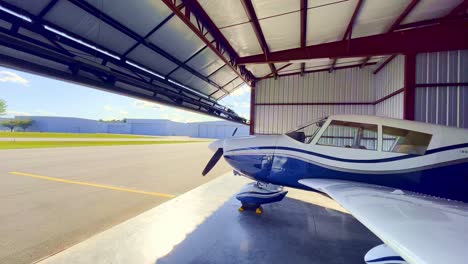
left=382, top=126, right=432, bottom=155
left=317, top=120, right=378, bottom=150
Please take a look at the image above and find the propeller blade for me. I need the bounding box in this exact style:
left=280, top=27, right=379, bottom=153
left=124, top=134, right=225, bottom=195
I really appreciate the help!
left=202, top=148, right=223, bottom=176
left=232, top=127, right=238, bottom=137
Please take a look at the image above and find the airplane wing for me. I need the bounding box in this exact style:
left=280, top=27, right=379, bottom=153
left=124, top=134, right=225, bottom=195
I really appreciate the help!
left=298, top=179, right=468, bottom=264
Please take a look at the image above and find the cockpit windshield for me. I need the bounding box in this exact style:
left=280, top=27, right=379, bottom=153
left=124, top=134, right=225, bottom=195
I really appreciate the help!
left=286, top=117, right=327, bottom=143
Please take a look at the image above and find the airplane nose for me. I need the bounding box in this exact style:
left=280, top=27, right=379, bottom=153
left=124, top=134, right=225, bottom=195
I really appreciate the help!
left=208, top=139, right=224, bottom=152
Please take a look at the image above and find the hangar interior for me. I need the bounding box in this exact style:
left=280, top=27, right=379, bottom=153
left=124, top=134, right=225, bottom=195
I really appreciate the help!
left=0, top=0, right=467, bottom=264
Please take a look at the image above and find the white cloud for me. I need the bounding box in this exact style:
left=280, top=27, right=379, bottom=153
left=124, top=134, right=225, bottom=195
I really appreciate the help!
left=5, top=110, right=31, bottom=117
left=35, top=109, right=57, bottom=116
left=0, top=71, right=29, bottom=85
left=133, top=100, right=167, bottom=111
left=230, top=84, right=250, bottom=96
left=102, top=105, right=128, bottom=119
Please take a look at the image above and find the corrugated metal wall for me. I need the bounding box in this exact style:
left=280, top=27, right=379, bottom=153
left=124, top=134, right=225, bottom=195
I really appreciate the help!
left=374, top=55, right=404, bottom=119
left=256, top=67, right=374, bottom=104
left=415, top=50, right=468, bottom=128
left=255, top=105, right=374, bottom=134
left=255, top=67, right=374, bottom=134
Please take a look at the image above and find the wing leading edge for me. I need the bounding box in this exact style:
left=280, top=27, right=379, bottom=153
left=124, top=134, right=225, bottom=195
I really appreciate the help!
left=299, top=179, right=468, bottom=264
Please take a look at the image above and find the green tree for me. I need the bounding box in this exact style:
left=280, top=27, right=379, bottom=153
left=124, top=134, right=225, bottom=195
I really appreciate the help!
left=1, top=120, right=17, bottom=132
left=0, top=99, right=6, bottom=116
left=17, top=119, right=33, bottom=131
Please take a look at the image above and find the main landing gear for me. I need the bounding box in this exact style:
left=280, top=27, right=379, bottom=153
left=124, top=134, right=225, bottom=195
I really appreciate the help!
left=235, top=181, right=288, bottom=215
left=238, top=204, right=263, bottom=214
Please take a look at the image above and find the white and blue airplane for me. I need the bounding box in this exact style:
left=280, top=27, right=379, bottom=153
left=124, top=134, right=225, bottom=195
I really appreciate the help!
left=202, top=115, right=468, bottom=264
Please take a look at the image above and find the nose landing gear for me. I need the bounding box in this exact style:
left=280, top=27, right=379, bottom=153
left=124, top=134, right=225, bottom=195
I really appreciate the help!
left=235, top=182, right=287, bottom=215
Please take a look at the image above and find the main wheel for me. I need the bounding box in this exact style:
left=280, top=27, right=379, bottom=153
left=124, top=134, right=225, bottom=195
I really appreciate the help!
left=255, top=206, right=263, bottom=214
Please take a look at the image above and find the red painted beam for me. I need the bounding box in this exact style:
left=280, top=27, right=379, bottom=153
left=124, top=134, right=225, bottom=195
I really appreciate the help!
left=300, top=0, right=308, bottom=75
left=258, top=62, right=377, bottom=80
left=373, top=54, right=397, bottom=74
left=448, top=0, right=468, bottom=16
left=404, top=53, right=416, bottom=120
left=249, top=82, right=256, bottom=135
left=396, top=14, right=468, bottom=31
left=237, top=20, right=468, bottom=64
left=330, top=0, right=364, bottom=72
left=162, top=0, right=254, bottom=86
left=360, top=0, right=420, bottom=67
left=240, top=0, right=277, bottom=78
left=261, top=63, right=292, bottom=78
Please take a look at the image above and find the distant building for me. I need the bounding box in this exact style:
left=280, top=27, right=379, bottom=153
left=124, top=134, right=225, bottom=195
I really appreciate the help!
left=0, top=116, right=248, bottom=139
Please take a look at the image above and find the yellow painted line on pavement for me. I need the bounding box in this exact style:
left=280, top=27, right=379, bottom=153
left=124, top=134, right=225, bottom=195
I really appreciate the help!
left=9, top=171, right=175, bottom=198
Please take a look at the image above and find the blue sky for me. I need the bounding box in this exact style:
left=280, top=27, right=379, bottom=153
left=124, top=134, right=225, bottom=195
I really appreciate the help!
left=0, top=66, right=250, bottom=123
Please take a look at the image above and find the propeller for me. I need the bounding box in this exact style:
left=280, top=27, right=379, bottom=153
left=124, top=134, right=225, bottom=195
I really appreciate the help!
left=202, top=148, right=223, bottom=176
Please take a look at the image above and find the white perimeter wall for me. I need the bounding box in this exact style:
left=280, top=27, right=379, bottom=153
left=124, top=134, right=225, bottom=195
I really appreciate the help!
left=6, top=116, right=248, bottom=139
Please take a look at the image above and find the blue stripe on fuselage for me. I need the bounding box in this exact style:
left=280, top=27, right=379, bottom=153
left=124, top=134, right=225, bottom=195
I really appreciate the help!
left=225, top=143, right=468, bottom=163
left=224, top=154, right=468, bottom=203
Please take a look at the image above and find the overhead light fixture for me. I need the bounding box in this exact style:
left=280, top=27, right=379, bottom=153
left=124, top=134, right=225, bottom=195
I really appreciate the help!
left=0, top=5, right=32, bottom=22
left=125, top=60, right=164, bottom=79
left=44, top=25, right=120, bottom=60
left=168, top=79, right=209, bottom=99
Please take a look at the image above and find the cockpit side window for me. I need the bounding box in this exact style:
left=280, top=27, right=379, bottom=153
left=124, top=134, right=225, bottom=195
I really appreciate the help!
left=316, top=120, right=378, bottom=150
left=286, top=119, right=326, bottom=144
left=382, top=126, right=432, bottom=155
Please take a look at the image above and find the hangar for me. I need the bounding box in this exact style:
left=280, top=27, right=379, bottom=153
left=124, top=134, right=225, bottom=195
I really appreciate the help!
left=0, top=0, right=467, bottom=264
left=0, top=0, right=466, bottom=131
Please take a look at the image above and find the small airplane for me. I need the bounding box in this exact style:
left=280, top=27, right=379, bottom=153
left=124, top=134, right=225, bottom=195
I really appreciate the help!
left=202, top=115, right=468, bottom=264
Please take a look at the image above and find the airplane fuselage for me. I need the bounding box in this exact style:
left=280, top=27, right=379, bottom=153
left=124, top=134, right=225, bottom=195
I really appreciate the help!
left=219, top=115, right=468, bottom=203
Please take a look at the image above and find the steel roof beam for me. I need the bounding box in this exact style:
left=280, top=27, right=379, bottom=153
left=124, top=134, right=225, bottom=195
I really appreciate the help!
left=330, top=0, right=363, bottom=72
left=300, top=0, right=307, bottom=75
left=163, top=0, right=254, bottom=88
left=360, top=0, right=420, bottom=67
left=236, top=20, right=468, bottom=64
left=0, top=4, right=229, bottom=108
left=395, top=14, right=468, bottom=31
left=38, top=0, right=59, bottom=18
left=240, top=0, right=277, bottom=78
left=0, top=32, right=246, bottom=123
left=67, top=0, right=225, bottom=92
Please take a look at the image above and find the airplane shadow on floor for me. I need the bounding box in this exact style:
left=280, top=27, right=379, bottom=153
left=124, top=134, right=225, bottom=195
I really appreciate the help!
left=156, top=195, right=382, bottom=264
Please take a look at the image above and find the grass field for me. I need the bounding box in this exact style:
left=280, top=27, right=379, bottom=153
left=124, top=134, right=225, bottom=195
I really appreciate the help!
left=0, top=140, right=200, bottom=149
left=0, top=132, right=154, bottom=138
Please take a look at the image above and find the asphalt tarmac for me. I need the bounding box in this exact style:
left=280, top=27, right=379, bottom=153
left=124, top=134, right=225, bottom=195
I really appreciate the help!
left=0, top=142, right=231, bottom=264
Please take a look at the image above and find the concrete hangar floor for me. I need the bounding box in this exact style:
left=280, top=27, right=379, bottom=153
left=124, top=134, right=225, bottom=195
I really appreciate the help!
left=1, top=142, right=381, bottom=264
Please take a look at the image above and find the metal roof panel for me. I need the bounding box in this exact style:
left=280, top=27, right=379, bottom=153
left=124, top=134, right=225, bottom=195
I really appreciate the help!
left=147, top=16, right=206, bottom=62
left=198, top=0, right=249, bottom=28
left=259, top=11, right=300, bottom=52
left=252, top=0, right=300, bottom=19
left=3, top=0, right=50, bottom=16
left=220, top=23, right=263, bottom=56
left=44, top=0, right=135, bottom=54
left=126, top=45, right=178, bottom=75
left=306, top=0, right=355, bottom=45
left=84, top=0, right=172, bottom=36
left=402, top=0, right=464, bottom=24
left=352, top=0, right=409, bottom=38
